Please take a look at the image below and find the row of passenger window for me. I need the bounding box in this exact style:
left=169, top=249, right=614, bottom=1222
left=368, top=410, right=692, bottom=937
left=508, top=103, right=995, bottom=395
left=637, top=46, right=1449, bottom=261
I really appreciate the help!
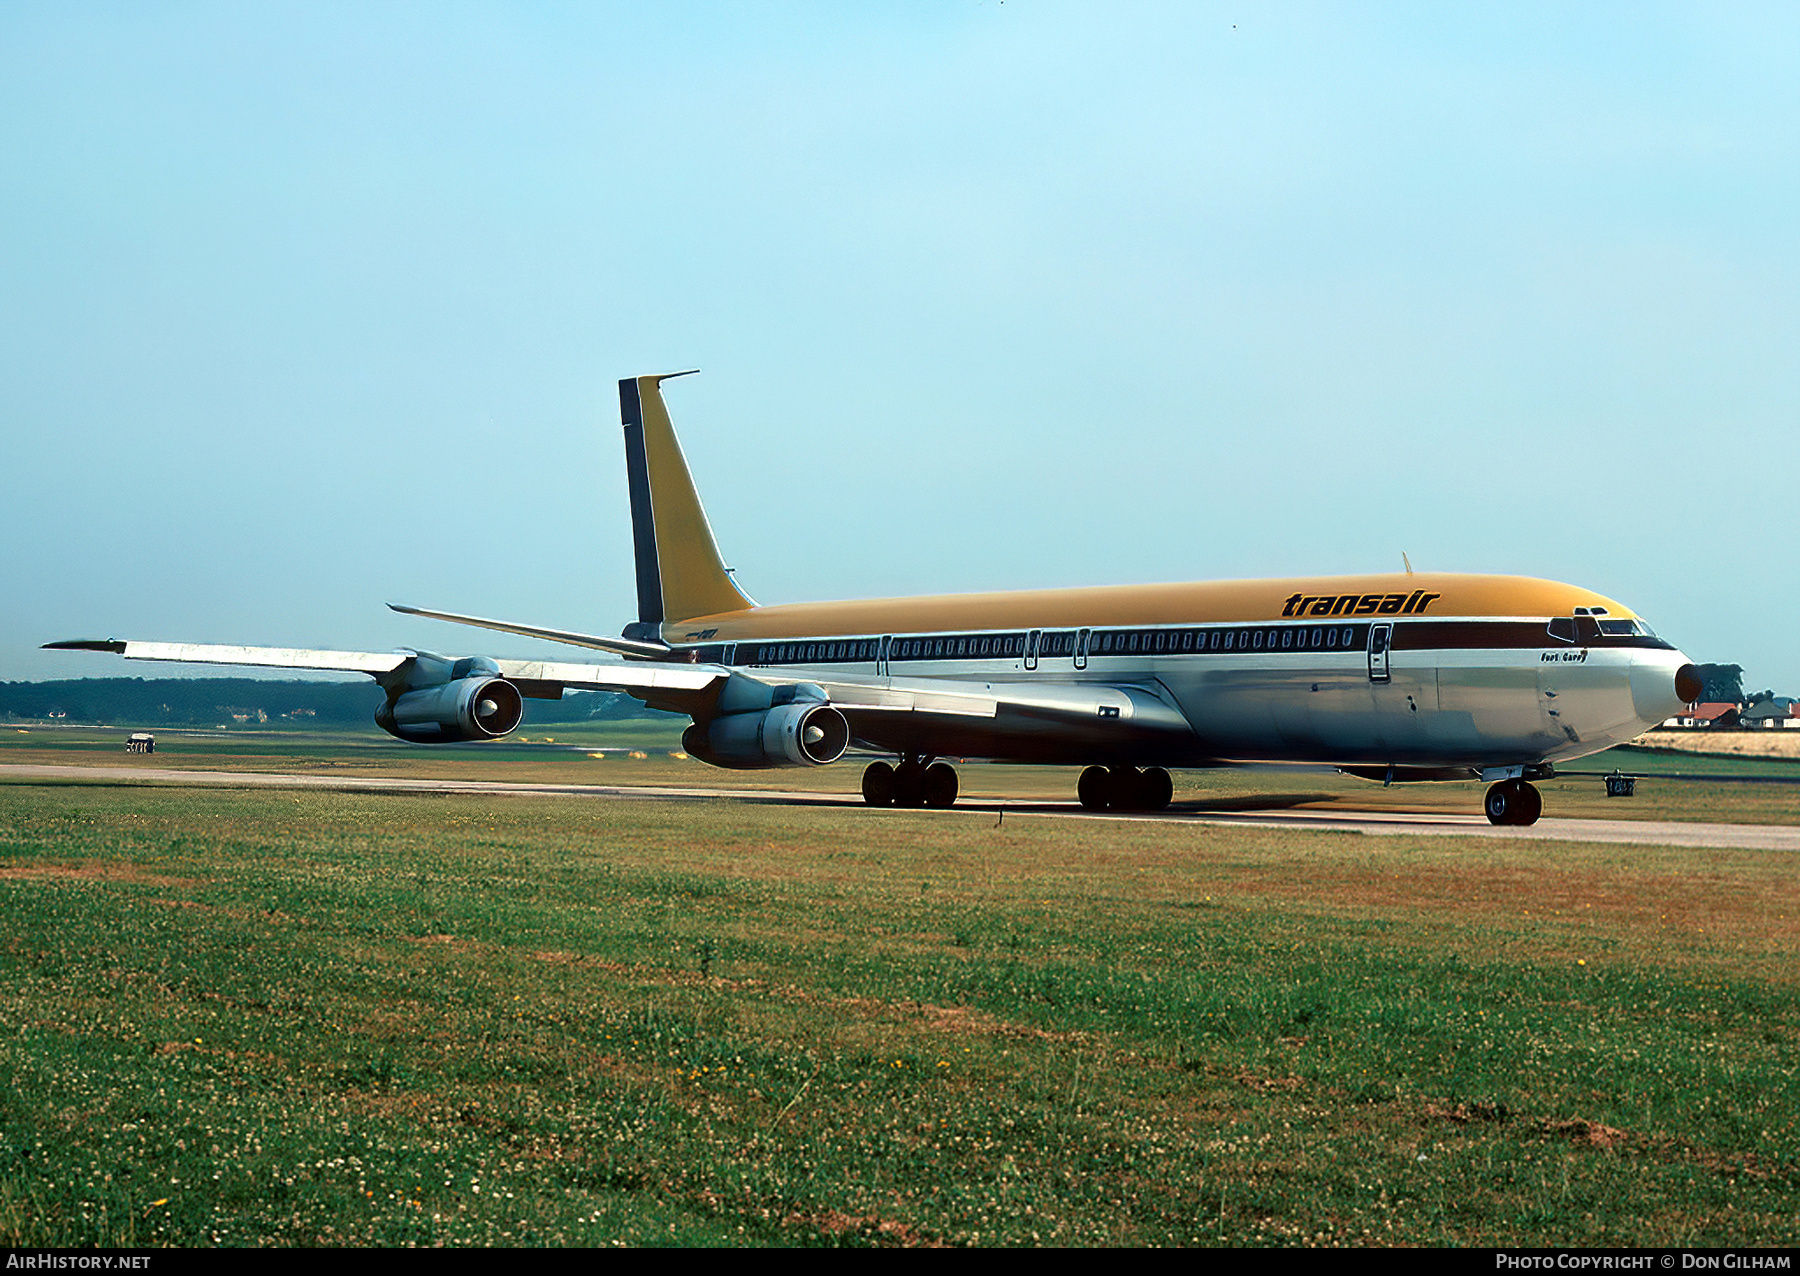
left=690, top=624, right=1373, bottom=666
left=733, top=634, right=1029, bottom=666
left=1092, top=624, right=1369, bottom=655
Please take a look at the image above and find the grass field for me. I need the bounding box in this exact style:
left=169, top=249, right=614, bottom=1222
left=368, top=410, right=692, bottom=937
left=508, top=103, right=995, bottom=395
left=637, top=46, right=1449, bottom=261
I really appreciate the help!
left=2, top=733, right=1798, bottom=1246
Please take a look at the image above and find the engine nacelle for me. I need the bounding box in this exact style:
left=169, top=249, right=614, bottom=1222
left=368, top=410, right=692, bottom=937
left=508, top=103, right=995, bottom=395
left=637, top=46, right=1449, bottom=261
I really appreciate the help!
left=683, top=700, right=851, bottom=769
left=375, top=674, right=524, bottom=743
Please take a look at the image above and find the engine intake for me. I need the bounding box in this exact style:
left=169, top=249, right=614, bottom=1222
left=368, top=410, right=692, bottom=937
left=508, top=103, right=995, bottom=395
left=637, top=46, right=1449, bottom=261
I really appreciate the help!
left=375, top=674, right=524, bottom=743
left=683, top=700, right=850, bottom=769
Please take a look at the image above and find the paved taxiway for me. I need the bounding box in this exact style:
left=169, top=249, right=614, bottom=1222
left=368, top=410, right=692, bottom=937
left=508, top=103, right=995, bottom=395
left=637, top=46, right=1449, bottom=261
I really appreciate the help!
left=6, top=763, right=1798, bottom=852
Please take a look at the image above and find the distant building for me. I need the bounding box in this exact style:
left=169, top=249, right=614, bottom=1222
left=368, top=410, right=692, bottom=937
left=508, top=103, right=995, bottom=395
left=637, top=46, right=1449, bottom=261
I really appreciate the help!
left=126, top=733, right=155, bottom=754
left=1660, top=699, right=1799, bottom=730
left=1741, top=697, right=1799, bottom=729
left=1662, top=703, right=1741, bottom=729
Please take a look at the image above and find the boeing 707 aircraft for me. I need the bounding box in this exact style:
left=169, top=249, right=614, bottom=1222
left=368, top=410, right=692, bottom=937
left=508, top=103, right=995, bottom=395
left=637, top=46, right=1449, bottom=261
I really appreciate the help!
left=49, top=372, right=1702, bottom=826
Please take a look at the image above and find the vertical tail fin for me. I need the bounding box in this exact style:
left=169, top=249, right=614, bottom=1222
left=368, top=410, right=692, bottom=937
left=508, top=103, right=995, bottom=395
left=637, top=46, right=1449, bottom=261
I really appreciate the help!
left=619, top=372, right=755, bottom=631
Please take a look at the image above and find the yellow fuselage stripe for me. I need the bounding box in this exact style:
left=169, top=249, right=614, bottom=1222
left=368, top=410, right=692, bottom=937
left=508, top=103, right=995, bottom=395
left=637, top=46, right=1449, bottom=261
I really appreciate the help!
left=660, top=572, right=1633, bottom=642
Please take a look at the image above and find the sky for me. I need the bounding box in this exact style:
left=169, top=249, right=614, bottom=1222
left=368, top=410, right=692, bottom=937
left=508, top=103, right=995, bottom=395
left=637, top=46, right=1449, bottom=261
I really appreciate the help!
left=3, top=2, right=1796, bottom=690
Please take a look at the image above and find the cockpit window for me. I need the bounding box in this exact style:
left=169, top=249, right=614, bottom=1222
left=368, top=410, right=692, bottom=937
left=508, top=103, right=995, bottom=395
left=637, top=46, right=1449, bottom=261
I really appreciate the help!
left=1598, top=619, right=1656, bottom=638
left=1546, top=617, right=1576, bottom=643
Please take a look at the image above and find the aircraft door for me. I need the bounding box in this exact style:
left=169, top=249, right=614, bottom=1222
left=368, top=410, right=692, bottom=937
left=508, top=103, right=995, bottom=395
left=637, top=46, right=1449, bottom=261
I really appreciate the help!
left=878, top=635, right=891, bottom=677
left=1025, top=629, right=1040, bottom=671
left=1075, top=628, right=1090, bottom=671
left=1368, top=623, right=1392, bottom=684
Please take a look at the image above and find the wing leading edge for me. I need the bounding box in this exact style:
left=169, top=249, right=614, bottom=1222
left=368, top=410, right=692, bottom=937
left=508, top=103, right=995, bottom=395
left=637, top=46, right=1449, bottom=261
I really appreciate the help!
left=41, top=635, right=1198, bottom=764
left=40, top=638, right=723, bottom=702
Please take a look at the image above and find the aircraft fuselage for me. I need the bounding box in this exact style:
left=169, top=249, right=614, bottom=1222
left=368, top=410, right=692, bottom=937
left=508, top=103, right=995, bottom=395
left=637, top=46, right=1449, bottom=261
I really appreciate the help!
left=657, top=571, right=1696, bottom=775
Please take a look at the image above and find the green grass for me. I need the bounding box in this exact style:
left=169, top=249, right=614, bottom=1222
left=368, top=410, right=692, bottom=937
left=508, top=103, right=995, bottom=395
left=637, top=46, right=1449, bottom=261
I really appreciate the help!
left=2, top=779, right=1797, bottom=1246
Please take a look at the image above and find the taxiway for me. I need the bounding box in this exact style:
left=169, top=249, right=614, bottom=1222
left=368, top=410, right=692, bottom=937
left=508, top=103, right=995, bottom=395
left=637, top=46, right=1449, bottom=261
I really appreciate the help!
left=5, top=763, right=1796, bottom=852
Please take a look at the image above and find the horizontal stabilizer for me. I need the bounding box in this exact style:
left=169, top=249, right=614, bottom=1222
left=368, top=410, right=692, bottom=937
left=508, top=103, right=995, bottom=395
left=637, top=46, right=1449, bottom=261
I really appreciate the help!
left=387, top=603, right=674, bottom=660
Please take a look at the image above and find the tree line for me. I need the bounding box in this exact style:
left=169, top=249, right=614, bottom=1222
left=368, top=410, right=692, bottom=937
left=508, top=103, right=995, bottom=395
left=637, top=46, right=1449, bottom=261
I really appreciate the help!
left=0, top=678, right=671, bottom=729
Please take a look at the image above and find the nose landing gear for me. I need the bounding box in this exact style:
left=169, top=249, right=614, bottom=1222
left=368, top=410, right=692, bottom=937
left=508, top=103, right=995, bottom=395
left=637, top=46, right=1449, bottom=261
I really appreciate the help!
left=1484, top=779, right=1542, bottom=826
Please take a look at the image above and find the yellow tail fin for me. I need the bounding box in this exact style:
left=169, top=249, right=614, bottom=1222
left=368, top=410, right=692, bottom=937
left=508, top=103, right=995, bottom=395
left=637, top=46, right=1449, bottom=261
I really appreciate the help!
left=619, top=372, right=755, bottom=631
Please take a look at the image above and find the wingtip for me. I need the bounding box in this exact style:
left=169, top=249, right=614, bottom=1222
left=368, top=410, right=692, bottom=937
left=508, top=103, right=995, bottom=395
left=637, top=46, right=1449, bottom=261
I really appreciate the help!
left=42, top=639, right=127, bottom=653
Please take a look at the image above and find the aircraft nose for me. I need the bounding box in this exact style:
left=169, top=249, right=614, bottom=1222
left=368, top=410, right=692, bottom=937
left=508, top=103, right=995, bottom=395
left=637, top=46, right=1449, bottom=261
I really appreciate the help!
left=1632, top=656, right=1702, bottom=726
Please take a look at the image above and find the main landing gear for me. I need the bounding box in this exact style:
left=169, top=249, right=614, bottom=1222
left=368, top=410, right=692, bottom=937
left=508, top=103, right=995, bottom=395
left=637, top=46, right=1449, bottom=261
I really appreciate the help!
left=1484, top=779, right=1542, bottom=826
left=1078, top=765, right=1173, bottom=813
left=862, top=757, right=959, bottom=808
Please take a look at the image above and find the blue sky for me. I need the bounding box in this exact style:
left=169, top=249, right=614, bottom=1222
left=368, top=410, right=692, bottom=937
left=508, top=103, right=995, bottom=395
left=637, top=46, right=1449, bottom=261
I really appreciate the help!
left=4, top=3, right=1796, bottom=690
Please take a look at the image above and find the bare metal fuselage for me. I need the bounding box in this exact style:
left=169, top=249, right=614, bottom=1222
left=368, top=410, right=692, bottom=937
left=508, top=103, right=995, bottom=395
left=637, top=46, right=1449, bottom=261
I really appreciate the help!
left=691, top=612, right=1692, bottom=773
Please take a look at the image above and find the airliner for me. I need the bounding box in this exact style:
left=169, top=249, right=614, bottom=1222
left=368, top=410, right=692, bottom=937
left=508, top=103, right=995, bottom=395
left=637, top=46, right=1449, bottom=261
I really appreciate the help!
left=48, top=371, right=1701, bottom=826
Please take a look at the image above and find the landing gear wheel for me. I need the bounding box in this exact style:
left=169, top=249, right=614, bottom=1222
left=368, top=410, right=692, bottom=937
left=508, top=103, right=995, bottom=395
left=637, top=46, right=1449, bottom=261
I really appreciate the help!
left=892, top=760, right=926, bottom=808
left=1483, top=782, right=1512, bottom=825
left=1140, top=767, right=1173, bottom=812
left=1109, top=766, right=1144, bottom=811
left=862, top=761, right=895, bottom=807
left=1515, top=781, right=1542, bottom=826
left=1484, top=779, right=1543, bottom=826
left=1078, top=766, right=1171, bottom=812
left=922, top=762, right=959, bottom=808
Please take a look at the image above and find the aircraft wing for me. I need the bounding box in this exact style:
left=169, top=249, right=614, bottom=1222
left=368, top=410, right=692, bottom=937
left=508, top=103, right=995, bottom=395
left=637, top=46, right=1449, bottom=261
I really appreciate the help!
left=41, top=639, right=724, bottom=705
left=38, top=638, right=1038, bottom=716
left=42, top=640, right=411, bottom=674
left=42, top=639, right=1197, bottom=760
left=486, top=656, right=724, bottom=706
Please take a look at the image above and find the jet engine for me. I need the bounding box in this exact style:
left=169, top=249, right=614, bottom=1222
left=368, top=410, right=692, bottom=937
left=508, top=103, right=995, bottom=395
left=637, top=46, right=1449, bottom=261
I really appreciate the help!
left=373, top=654, right=525, bottom=743
left=682, top=684, right=850, bottom=770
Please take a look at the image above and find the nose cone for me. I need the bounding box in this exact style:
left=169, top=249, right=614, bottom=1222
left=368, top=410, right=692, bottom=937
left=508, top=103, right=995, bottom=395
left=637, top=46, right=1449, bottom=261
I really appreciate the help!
left=1631, top=654, right=1702, bottom=727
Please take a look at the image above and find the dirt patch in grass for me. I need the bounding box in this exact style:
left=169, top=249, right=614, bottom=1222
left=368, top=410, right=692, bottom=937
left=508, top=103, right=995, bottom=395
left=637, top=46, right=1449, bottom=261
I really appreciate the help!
left=794, top=1208, right=945, bottom=1247
left=404, top=932, right=482, bottom=953
left=1542, top=1116, right=1628, bottom=1149
left=0, top=862, right=197, bottom=889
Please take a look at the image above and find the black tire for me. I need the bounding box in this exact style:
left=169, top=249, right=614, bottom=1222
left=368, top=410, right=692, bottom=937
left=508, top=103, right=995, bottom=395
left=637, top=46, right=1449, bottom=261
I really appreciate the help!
left=861, top=761, right=895, bottom=807
left=1078, top=766, right=1110, bottom=811
left=1515, top=781, right=1542, bottom=826
left=893, top=760, right=926, bottom=808
left=1109, top=766, right=1144, bottom=811
left=922, top=762, right=959, bottom=808
left=1141, top=767, right=1173, bottom=812
left=1485, top=780, right=1536, bottom=826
